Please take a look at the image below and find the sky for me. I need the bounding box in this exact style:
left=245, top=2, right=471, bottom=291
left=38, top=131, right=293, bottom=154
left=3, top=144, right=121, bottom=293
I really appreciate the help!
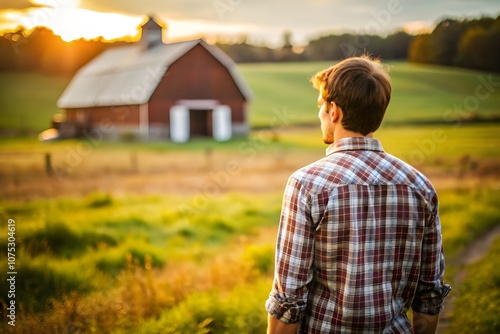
left=0, top=0, right=499, bottom=46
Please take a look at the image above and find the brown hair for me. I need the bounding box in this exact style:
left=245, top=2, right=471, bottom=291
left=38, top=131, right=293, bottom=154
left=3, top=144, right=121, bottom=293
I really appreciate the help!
left=310, top=56, right=391, bottom=135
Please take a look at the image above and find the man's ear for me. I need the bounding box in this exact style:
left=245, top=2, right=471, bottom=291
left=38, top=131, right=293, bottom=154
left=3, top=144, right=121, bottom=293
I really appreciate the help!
left=330, top=101, right=341, bottom=124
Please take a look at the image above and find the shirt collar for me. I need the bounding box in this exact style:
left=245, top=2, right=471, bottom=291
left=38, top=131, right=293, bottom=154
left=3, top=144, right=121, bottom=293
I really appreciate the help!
left=326, top=137, right=384, bottom=156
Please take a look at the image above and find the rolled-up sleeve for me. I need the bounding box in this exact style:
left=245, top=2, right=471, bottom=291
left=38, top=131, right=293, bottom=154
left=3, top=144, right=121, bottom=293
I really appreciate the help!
left=266, top=176, right=315, bottom=323
left=412, top=194, right=451, bottom=315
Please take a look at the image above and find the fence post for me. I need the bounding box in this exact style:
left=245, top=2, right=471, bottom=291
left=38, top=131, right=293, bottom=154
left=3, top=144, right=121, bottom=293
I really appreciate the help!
left=45, top=152, right=52, bottom=176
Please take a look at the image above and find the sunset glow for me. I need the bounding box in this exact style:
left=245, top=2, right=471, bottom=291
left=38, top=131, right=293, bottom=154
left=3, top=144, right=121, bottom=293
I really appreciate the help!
left=0, top=0, right=143, bottom=42
left=403, top=21, right=434, bottom=35
left=21, top=5, right=142, bottom=41
left=0, top=10, right=25, bottom=33
left=0, top=0, right=497, bottom=45
left=0, top=2, right=255, bottom=44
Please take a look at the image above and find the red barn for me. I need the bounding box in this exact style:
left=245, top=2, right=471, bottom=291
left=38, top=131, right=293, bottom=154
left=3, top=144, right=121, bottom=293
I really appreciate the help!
left=54, top=16, right=253, bottom=142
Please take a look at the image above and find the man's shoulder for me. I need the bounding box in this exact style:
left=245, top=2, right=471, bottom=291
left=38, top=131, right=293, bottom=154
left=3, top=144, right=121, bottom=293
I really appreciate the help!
left=383, top=152, right=436, bottom=192
left=288, top=155, right=341, bottom=193
left=292, top=156, right=330, bottom=176
left=288, top=151, right=436, bottom=195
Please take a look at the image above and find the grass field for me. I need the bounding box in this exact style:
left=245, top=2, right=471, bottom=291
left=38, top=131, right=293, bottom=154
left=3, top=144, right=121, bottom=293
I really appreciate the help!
left=447, top=235, right=500, bottom=333
left=0, top=72, right=71, bottom=133
left=1, top=62, right=500, bottom=333
left=0, top=187, right=499, bottom=333
left=1, top=61, right=500, bottom=132
left=239, top=61, right=500, bottom=127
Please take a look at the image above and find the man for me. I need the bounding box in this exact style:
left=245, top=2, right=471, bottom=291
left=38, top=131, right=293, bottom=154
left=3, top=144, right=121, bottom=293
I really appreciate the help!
left=266, top=56, right=450, bottom=334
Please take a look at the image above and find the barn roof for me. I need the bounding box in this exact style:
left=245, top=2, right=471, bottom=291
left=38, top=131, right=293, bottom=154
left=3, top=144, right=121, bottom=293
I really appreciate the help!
left=57, top=39, right=253, bottom=109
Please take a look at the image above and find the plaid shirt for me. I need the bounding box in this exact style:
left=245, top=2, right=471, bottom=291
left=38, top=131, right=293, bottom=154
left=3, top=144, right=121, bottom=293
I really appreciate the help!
left=266, top=137, right=450, bottom=334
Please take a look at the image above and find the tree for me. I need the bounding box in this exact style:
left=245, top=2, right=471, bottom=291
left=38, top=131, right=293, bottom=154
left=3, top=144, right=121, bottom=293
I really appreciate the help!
left=0, top=27, right=130, bottom=75
left=455, top=21, right=500, bottom=72
left=385, top=31, right=413, bottom=59
left=426, top=19, right=469, bottom=65
left=0, top=34, right=19, bottom=71
left=408, top=34, right=431, bottom=63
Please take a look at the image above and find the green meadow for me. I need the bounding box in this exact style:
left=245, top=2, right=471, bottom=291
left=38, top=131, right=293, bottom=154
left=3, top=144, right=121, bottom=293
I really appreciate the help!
left=0, top=72, right=71, bottom=133
left=1, top=61, right=500, bottom=132
left=1, top=62, right=500, bottom=333
left=239, top=61, right=500, bottom=127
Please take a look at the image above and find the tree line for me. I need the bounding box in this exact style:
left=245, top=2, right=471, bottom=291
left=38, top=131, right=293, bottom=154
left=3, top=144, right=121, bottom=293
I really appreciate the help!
left=0, top=28, right=128, bottom=75
left=216, top=30, right=414, bottom=63
left=408, top=15, right=500, bottom=72
left=0, top=14, right=498, bottom=76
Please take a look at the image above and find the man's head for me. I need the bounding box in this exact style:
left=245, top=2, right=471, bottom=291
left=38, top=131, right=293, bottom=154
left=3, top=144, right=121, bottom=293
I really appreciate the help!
left=311, top=56, right=391, bottom=143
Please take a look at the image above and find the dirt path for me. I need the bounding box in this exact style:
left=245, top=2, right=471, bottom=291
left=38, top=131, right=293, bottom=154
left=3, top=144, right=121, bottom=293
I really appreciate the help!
left=436, top=225, right=500, bottom=333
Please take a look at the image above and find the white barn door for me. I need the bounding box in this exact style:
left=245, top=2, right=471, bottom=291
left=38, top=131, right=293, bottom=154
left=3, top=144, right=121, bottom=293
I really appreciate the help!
left=212, top=105, right=232, bottom=142
left=170, top=105, right=190, bottom=143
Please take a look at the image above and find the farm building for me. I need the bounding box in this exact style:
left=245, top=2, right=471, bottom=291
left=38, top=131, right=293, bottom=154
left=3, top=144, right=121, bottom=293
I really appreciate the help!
left=53, top=16, right=253, bottom=142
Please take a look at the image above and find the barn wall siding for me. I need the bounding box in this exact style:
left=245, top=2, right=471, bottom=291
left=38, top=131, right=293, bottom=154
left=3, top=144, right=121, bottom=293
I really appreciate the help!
left=66, top=106, right=140, bottom=125
left=148, top=44, right=247, bottom=132
left=65, top=106, right=143, bottom=140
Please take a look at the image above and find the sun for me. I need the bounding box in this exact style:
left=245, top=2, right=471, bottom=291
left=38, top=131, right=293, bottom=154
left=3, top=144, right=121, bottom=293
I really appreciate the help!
left=20, top=0, right=142, bottom=42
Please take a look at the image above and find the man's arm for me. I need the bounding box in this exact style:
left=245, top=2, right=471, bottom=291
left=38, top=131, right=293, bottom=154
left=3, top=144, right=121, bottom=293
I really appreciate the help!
left=265, top=176, right=314, bottom=332
left=411, top=194, right=449, bottom=334
left=412, top=311, right=439, bottom=334
left=267, top=314, right=300, bottom=334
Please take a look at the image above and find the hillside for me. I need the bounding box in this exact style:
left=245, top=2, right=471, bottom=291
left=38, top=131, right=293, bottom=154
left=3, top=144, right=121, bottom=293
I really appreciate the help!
left=0, top=62, right=499, bottom=134
left=239, top=61, right=500, bottom=127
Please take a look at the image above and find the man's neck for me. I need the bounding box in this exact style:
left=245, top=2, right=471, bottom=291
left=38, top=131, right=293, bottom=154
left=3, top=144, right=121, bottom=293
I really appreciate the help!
left=334, top=128, right=373, bottom=142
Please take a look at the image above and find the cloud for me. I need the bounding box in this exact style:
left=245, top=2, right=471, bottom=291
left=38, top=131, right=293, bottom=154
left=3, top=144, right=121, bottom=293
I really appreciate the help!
left=2, top=0, right=499, bottom=46
left=78, top=0, right=500, bottom=29
left=76, top=0, right=376, bottom=32
left=74, top=0, right=500, bottom=47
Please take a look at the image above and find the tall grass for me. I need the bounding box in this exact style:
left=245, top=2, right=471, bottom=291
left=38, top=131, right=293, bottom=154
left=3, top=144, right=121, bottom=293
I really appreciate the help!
left=439, top=187, right=500, bottom=258
left=446, top=236, right=500, bottom=334
left=1, top=184, right=499, bottom=333
left=135, top=279, right=270, bottom=334
left=0, top=192, right=281, bottom=332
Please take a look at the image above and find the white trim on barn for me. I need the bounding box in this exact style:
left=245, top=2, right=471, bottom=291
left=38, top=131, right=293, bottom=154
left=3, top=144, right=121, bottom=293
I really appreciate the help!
left=169, top=99, right=233, bottom=142
left=213, top=105, right=231, bottom=142
left=177, top=99, right=219, bottom=110
left=170, top=105, right=190, bottom=143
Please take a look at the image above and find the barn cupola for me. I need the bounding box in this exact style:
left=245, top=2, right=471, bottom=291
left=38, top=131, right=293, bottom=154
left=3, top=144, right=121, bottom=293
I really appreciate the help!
left=140, top=15, right=166, bottom=50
